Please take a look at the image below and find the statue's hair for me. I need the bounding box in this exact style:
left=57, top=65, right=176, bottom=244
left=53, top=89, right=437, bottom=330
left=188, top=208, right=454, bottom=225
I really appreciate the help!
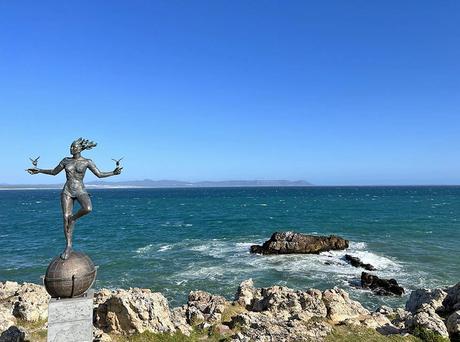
left=72, top=137, right=97, bottom=151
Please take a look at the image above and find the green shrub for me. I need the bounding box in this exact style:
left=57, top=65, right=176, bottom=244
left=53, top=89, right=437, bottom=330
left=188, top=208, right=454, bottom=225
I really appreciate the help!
left=412, top=326, right=450, bottom=342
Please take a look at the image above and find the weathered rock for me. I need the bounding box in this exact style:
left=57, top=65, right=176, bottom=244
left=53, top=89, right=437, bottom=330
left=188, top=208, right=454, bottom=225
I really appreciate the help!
left=0, top=307, right=16, bottom=334
left=344, top=254, right=376, bottom=271
left=250, top=285, right=327, bottom=321
left=250, top=231, right=349, bottom=255
left=0, top=282, right=20, bottom=301
left=360, top=312, right=392, bottom=329
left=93, top=327, right=112, bottom=342
left=0, top=282, right=49, bottom=323
left=12, top=283, right=49, bottom=322
left=405, top=288, right=447, bottom=313
left=0, top=326, right=26, bottom=342
left=185, top=305, right=205, bottom=326
left=1, top=279, right=458, bottom=342
left=446, top=310, right=460, bottom=339
left=389, top=308, right=412, bottom=331
left=361, top=272, right=404, bottom=296
left=187, top=290, right=229, bottom=324
left=231, top=331, right=250, bottom=342
left=170, top=305, right=192, bottom=336
left=303, top=320, right=333, bottom=341
left=94, top=288, right=112, bottom=306
left=229, top=311, right=332, bottom=342
left=235, top=279, right=258, bottom=308
left=376, top=305, right=394, bottom=316
left=406, top=304, right=449, bottom=338
left=94, top=287, right=175, bottom=335
left=322, top=287, right=370, bottom=322
left=229, top=280, right=337, bottom=341
left=444, top=282, right=460, bottom=313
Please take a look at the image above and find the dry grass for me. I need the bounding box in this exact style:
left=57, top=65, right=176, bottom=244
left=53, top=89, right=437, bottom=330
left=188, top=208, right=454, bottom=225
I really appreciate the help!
left=326, top=325, right=421, bottom=342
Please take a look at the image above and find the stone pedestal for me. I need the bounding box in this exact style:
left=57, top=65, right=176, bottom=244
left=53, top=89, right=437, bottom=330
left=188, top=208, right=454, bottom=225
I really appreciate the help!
left=47, top=290, right=94, bottom=342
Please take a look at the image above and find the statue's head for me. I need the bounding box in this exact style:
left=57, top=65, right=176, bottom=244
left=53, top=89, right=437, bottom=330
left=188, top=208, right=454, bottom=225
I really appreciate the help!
left=70, top=138, right=97, bottom=155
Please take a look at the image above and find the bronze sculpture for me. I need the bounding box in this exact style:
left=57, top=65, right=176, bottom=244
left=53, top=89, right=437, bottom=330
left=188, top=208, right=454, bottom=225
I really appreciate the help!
left=26, top=138, right=122, bottom=298
left=27, top=138, right=122, bottom=260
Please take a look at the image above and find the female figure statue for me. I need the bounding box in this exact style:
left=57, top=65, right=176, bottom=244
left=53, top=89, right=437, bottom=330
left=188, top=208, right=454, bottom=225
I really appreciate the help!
left=27, top=138, right=122, bottom=259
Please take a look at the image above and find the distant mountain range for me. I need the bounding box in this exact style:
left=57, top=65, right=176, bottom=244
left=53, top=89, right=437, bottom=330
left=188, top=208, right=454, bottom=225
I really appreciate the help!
left=0, top=179, right=312, bottom=189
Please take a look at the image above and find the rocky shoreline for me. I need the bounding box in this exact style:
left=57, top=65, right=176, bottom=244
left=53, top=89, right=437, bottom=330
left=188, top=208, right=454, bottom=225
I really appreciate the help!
left=1, top=279, right=459, bottom=342
left=2, top=232, right=457, bottom=341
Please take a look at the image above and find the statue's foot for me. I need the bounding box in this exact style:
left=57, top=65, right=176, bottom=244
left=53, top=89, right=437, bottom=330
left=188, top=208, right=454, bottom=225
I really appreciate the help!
left=60, top=246, right=73, bottom=260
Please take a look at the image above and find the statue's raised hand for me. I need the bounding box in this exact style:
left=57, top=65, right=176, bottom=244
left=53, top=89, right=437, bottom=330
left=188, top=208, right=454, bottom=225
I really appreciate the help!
left=27, top=168, right=40, bottom=175
left=113, top=166, right=123, bottom=175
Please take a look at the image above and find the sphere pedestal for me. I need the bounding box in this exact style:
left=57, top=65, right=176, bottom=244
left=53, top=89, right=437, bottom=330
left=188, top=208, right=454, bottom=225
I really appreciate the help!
left=44, top=251, right=96, bottom=298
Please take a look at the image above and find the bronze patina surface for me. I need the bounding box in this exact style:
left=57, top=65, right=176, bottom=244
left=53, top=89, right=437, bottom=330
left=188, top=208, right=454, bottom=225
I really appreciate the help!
left=45, top=251, right=97, bottom=298
left=27, top=138, right=122, bottom=298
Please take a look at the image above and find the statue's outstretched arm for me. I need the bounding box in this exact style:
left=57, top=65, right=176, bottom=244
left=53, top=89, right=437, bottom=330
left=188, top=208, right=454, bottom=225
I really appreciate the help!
left=27, top=161, right=64, bottom=176
left=88, top=160, right=122, bottom=178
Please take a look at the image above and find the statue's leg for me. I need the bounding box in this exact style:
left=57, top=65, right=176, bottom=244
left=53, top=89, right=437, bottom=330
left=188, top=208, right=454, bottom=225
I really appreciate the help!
left=60, top=193, right=74, bottom=260
left=72, top=194, right=92, bottom=221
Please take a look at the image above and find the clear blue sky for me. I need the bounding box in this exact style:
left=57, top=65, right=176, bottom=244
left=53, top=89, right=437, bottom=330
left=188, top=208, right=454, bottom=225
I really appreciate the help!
left=1, top=1, right=459, bottom=185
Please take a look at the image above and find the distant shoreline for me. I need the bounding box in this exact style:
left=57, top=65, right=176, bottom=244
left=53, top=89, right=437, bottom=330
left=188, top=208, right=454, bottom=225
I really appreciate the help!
left=0, top=179, right=311, bottom=189
left=0, top=184, right=459, bottom=190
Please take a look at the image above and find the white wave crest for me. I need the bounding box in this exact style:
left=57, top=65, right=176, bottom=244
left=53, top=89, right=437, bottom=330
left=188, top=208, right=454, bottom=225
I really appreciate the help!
left=158, top=245, right=172, bottom=252
left=136, top=244, right=154, bottom=254
left=350, top=241, right=367, bottom=250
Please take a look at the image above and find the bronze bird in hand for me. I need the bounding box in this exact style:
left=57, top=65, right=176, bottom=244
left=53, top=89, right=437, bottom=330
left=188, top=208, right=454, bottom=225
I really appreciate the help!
left=112, top=157, right=123, bottom=167
left=30, top=156, right=40, bottom=167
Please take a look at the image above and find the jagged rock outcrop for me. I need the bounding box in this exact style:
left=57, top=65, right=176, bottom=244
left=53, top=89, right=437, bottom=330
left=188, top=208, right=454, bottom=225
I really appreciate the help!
left=0, top=282, right=49, bottom=323
left=0, top=282, right=20, bottom=301
left=444, top=283, right=460, bottom=313
left=361, top=272, right=404, bottom=296
left=344, top=254, right=376, bottom=271
left=235, top=278, right=327, bottom=320
left=235, top=278, right=257, bottom=308
left=230, top=280, right=398, bottom=341
left=376, top=305, right=394, bottom=316
left=401, top=282, right=460, bottom=340
left=93, top=327, right=112, bottom=342
left=405, top=288, right=447, bottom=313
left=12, top=283, right=49, bottom=322
left=447, top=310, right=460, bottom=340
left=341, top=312, right=394, bottom=333
left=94, top=287, right=176, bottom=335
left=0, top=307, right=15, bottom=336
left=229, top=311, right=332, bottom=342
left=2, top=279, right=460, bottom=342
left=322, top=287, right=370, bottom=322
left=170, top=305, right=193, bottom=336
left=250, top=231, right=349, bottom=254
left=407, top=303, right=450, bottom=337
left=186, top=290, right=230, bottom=325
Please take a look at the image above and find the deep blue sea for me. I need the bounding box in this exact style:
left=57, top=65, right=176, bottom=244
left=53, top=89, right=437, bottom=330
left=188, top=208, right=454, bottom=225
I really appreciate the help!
left=0, top=187, right=459, bottom=308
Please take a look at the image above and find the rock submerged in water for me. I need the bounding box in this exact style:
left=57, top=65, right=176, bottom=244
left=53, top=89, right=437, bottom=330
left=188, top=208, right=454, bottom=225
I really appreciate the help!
left=344, top=254, right=376, bottom=271
left=361, top=272, right=404, bottom=296
left=250, top=231, right=349, bottom=255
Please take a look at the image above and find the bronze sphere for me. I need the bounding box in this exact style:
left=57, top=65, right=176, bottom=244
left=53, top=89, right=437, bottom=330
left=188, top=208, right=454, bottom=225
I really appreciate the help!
left=44, top=251, right=96, bottom=298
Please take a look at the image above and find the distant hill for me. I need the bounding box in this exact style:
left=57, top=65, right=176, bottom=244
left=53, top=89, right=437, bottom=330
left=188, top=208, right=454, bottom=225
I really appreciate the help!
left=0, top=179, right=312, bottom=189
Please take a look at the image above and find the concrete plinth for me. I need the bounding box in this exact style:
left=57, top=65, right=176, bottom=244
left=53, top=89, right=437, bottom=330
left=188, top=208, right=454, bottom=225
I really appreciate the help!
left=47, top=290, right=93, bottom=342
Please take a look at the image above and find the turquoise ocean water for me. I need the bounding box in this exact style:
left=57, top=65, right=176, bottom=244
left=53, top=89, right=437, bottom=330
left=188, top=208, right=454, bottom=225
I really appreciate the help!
left=0, top=187, right=459, bottom=308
